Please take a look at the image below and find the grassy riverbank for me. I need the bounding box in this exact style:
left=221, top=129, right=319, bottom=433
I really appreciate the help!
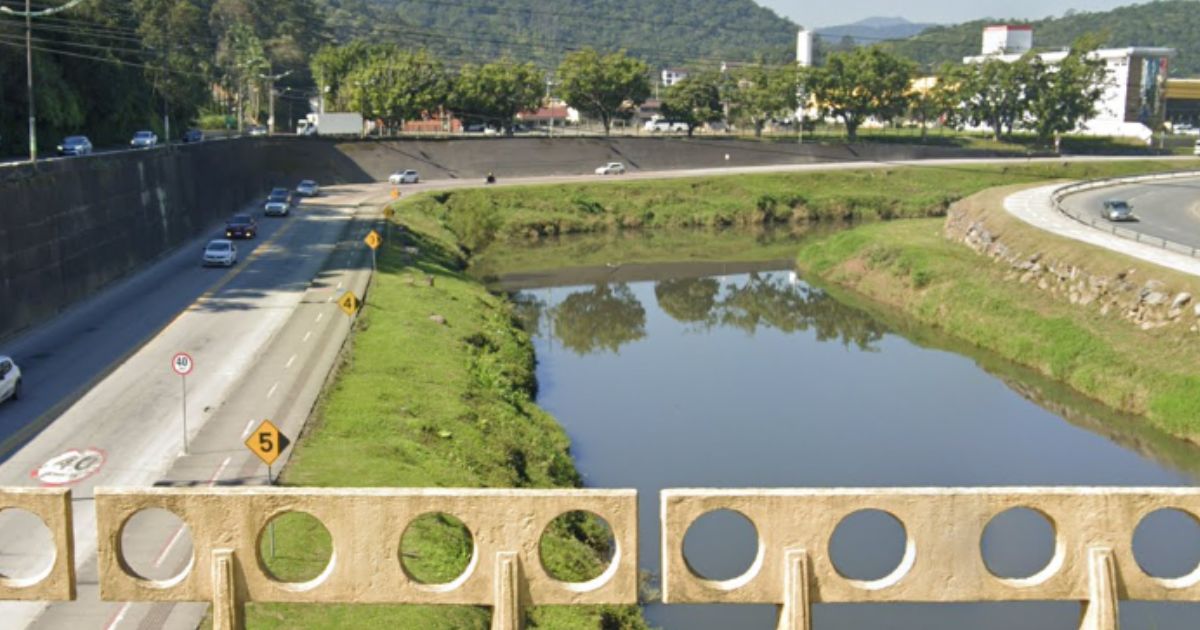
left=794, top=204, right=1200, bottom=439
left=246, top=209, right=646, bottom=628
left=410, top=160, right=1189, bottom=253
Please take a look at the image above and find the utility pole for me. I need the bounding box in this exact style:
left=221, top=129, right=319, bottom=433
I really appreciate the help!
left=0, top=0, right=91, bottom=162
left=259, top=69, right=293, bottom=136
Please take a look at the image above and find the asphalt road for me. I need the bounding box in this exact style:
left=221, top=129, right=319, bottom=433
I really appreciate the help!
left=1060, top=175, right=1200, bottom=252
left=0, top=154, right=1192, bottom=629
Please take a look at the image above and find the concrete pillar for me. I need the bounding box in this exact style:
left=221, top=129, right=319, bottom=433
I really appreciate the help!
left=492, top=551, right=522, bottom=630
left=1079, top=546, right=1119, bottom=630
left=211, top=548, right=243, bottom=630
left=777, top=547, right=812, bottom=630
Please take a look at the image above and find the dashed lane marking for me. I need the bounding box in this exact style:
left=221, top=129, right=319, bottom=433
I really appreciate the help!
left=285, top=355, right=297, bottom=369
left=303, top=331, right=312, bottom=343
left=315, top=313, right=324, bottom=323
left=243, top=419, right=256, bottom=438
left=267, top=383, right=279, bottom=399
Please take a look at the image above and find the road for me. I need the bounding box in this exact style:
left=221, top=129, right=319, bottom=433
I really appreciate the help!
left=0, top=154, right=1191, bottom=629
left=1060, top=175, right=1200, bottom=251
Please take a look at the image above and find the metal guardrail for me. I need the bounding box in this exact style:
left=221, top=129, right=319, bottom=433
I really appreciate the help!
left=1052, top=170, right=1200, bottom=259
left=662, top=488, right=1200, bottom=630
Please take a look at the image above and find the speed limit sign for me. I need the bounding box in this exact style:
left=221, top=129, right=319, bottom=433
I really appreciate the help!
left=171, top=352, right=194, bottom=376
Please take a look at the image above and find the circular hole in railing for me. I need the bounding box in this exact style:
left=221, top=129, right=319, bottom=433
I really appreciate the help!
left=1133, top=508, right=1200, bottom=585
left=399, top=512, right=475, bottom=588
left=257, top=511, right=334, bottom=586
left=118, top=507, right=193, bottom=587
left=981, top=507, right=1059, bottom=582
left=539, top=511, right=616, bottom=585
left=682, top=509, right=761, bottom=585
left=0, top=508, right=56, bottom=588
left=830, top=509, right=911, bottom=587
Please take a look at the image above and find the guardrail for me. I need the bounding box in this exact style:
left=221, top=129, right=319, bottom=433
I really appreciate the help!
left=1052, top=170, right=1200, bottom=259
left=0, top=488, right=74, bottom=601
left=94, top=488, right=637, bottom=630
left=662, top=488, right=1200, bottom=630
left=5, top=486, right=1200, bottom=630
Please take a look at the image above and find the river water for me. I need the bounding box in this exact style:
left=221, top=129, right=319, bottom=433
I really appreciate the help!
left=493, top=253, right=1200, bottom=629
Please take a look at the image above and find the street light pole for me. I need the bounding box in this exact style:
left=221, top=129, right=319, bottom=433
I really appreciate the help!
left=259, top=70, right=293, bottom=136
left=25, top=0, right=35, bottom=162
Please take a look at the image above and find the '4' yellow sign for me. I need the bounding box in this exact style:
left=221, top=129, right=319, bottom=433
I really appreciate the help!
left=338, top=291, right=360, bottom=317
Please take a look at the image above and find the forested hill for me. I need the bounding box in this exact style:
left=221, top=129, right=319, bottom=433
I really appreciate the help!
left=344, top=0, right=799, bottom=68
left=883, top=0, right=1200, bottom=76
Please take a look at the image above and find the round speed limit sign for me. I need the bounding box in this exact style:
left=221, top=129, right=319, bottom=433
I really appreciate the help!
left=171, top=352, right=194, bottom=376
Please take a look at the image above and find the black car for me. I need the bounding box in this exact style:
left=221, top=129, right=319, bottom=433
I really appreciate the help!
left=182, top=129, right=205, bottom=143
left=224, top=214, right=258, bottom=239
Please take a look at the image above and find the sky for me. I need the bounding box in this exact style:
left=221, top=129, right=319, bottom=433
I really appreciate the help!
left=756, top=0, right=1154, bottom=28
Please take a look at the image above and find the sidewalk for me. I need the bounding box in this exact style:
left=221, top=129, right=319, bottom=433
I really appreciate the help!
left=1004, top=184, right=1200, bottom=278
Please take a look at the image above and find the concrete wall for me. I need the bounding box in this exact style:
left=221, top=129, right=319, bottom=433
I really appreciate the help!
left=0, top=135, right=1014, bottom=341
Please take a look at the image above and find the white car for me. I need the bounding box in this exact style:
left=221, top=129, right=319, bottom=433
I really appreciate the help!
left=595, top=162, right=627, bottom=176
left=389, top=170, right=420, bottom=185
left=0, top=356, right=21, bottom=404
left=203, top=239, right=238, bottom=267
left=296, top=180, right=320, bottom=197
left=130, top=130, right=158, bottom=148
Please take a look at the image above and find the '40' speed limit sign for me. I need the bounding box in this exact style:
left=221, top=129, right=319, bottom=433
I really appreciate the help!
left=172, top=352, right=194, bottom=376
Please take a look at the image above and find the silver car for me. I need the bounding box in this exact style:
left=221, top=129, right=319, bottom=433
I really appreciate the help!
left=130, top=130, right=158, bottom=148
left=1102, top=200, right=1134, bottom=222
left=0, top=356, right=22, bottom=403
left=389, top=170, right=420, bottom=184
left=595, top=162, right=626, bottom=175
left=296, top=180, right=320, bottom=197
left=203, top=239, right=238, bottom=267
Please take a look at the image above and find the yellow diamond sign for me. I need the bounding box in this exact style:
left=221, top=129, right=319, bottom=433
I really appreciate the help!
left=245, top=419, right=291, bottom=467
left=338, top=291, right=360, bottom=317
left=364, top=230, right=382, bottom=250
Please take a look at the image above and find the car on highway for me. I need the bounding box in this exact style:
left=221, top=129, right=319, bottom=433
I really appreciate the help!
left=130, top=130, right=158, bottom=148
left=264, top=187, right=293, bottom=216
left=202, top=239, right=238, bottom=267
left=295, top=179, right=321, bottom=197
left=224, top=214, right=258, bottom=239
left=0, top=356, right=21, bottom=404
left=1193, top=139, right=1200, bottom=156
left=56, top=135, right=93, bottom=157
left=247, top=125, right=268, bottom=137
left=389, top=169, right=420, bottom=184
left=595, top=162, right=627, bottom=176
left=182, top=129, right=205, bottom=143
left=1101, top=199, right=1135, bottom=222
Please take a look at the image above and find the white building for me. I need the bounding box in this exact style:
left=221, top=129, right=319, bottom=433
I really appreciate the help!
left=964, top=26, right=1175, bottom=141
left=661, top=68, right=689, bottom=88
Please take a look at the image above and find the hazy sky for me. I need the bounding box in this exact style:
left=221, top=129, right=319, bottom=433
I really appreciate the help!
left=756, top=0, right=1154, bottom=28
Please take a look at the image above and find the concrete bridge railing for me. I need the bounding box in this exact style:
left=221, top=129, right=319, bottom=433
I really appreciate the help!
left=6, top=486, right=1200, bottom=630
left=663, top=487, right=1200, bottom=630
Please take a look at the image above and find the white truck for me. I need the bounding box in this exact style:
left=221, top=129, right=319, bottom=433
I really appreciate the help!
left=296, top=113, right=363, bottom=137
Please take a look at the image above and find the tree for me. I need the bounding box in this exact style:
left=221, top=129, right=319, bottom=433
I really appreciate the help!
left=1022, top=45, right=1108, bottom=146
left=655, top=278, right=720, bottom=323
left=344, top=48, right=451, bottom=130
left=724, top=65, right=797, bottom=137
left=802, top=47, right=914, bottom=141
left=551, top=284, right=646, bottom=355
left=661, top=72, right=724, bottom=137
left=452, top=59, right=544, bottom=135
left=944, top=57, right=1031, bottom=141
left=132, top=0, right=214, bottom=137
left=556, top=48, right=650, bottom=135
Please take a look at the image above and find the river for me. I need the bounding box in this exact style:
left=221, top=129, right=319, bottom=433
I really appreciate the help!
left=482, top=235, right=1200, bottom=629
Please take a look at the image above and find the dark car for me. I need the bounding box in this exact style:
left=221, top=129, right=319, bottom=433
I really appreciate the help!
left=225, top=214, right=258, bottom=239
left=264, top=187, right=293, bottom=217
left=56, top=135, right=93, bottom=157
left=182, top=129, right=205, bottom=144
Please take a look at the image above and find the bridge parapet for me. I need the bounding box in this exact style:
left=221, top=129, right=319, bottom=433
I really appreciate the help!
left=93, top=487, right=637, bottom=630
left=0, top=487, right=74, bottom=601
left=662, top=487, right=1200, bottom=630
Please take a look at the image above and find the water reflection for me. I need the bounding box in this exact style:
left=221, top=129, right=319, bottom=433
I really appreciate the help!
left=551, top=284, right=647, bottom=355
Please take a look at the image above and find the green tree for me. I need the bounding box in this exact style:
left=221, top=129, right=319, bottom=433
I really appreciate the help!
left=802, top=47, right=914, bottom=141
left=132, top=0, right=214, bottom=138
left=551, top=284, right=646, bottom=355
left=725, top=64, right=798, bottom=137
left=452, top=59, right=544, bottom=135
left=655, top=278, right=720, bottom=323
left=661, top=72, right=724, bottom=137
left=344, top=48, right=451, bottom=130
left=944, top=57, right=1032, bottom=141
left=556, top=48, right=651, bottom=135
left=1022, top=45, right=1108, bottom=146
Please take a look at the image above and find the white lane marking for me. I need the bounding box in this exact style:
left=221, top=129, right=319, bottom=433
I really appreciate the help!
left=243, top=419, right=256, bottom=438
left=152, top=457, right=231, bottom=568
left=267, top=383, right=279, bottom=399
left=326, top=296, right=334, bottom=303
left=303, top=331, right=312, bottom=342
left=315, top=313, right=324, bottom=323
left=104, top=603, right=132, bottom=630
left=337, top=281, right=343, bottom=290
left=285, top=354, right=297, bottom=369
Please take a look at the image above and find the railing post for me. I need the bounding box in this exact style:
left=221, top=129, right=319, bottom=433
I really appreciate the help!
left=211, top=548, right=243, bottom=630
left=492, top=551, right=523, bottom=630
left=776, top=547, right=812, bottom=630
left=1079, top=546, right=1119, bottom=630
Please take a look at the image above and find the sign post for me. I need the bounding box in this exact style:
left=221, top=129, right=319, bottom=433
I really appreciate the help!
left=245, top=419, right=291, bottom=559
left=364, top=229, right=381, bottom=270
left=171, top=352, right=194, bottom=454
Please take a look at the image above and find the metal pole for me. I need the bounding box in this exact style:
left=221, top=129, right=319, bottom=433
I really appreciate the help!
left=267, top=78, right=275, bottom=136
left=181, top=375, right=189, bottom=454
left=25, top=0, right=36, bottom=163
left=268, top=462, right=275, bottom=558
left=163, top=94, right=170, bottom=144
